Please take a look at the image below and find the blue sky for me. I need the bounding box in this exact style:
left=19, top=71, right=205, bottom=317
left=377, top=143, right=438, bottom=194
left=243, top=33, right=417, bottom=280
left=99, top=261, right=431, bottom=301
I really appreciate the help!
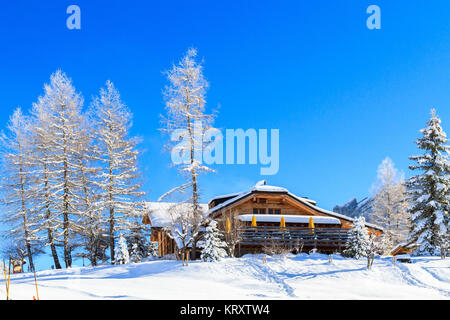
left=0, top=1, right=449, bottom=267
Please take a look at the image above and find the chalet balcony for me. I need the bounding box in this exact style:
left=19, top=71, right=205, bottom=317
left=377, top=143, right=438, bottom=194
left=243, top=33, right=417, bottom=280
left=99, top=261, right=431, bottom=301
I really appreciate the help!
left=237, top=226, right=350, bottom=252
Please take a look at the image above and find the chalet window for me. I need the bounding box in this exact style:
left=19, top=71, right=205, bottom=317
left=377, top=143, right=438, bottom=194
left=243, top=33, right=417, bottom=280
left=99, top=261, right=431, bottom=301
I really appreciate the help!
left=268, top=208, right=280, bottom=214
left=275, top=209, right=281, bottom=215
left=253, top=208, right=265, bottom=214
left=268, top=209, right=273, bottom=214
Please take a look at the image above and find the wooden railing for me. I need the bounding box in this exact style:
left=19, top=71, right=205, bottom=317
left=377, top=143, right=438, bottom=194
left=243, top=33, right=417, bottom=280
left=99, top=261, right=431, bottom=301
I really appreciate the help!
left=238, top=226, right=350, bottom=249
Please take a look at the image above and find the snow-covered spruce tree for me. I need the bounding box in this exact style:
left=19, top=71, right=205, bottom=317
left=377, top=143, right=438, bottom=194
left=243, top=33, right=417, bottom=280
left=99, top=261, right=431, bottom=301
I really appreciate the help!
left=406, top=109, right=450, bottom=257
left=148, top=241, right=158, bottom=258
left=130, top=243, right=141, bottom=263
left=90, top=80, right=145, bottom=264
left=34, top=70, right=89, bottom=268
left=161, top=48, right=215, bottom=260
left=370, top=157, right=410, bottom=253
left=114, top=233, right=129, bottom=264
left=0, top=108, right=39, bottom=271
left=199, top=220, right=227, bottom=262
left=126, top=221, right=150, bottom=262
left=343, top=216, right=371, bottom=259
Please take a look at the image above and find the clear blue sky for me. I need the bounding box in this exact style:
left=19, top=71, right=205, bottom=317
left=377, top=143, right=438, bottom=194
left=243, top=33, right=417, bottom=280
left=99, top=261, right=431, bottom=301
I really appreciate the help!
left=0, top=1, right=449, bottom=268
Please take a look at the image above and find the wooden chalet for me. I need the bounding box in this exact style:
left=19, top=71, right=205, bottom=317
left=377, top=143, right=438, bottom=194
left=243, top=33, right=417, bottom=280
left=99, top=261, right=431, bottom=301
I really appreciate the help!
left=145, top=181, right=383, bottom=258
left=208, top=181, right=383, bottom=256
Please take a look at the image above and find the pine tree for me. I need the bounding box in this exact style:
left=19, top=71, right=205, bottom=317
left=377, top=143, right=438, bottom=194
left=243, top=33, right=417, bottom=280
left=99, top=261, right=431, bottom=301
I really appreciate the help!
left=343, top=216, right=371, bottom=259
left=406, top=109, right=450, bottom=257
left=90, top=80, right=145, bottom=264
left=200, top=220, right=227, bottom=262
left=370, top=157, right=410, bottom=252
left=161, top=48, right=215, bottom=260
left=114, top=233, right=129, bottom=265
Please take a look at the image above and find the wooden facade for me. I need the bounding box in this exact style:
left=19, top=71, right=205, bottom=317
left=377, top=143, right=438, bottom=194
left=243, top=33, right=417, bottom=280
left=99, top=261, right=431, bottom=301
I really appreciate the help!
left=150, top=227, right=177, bottom=257
left=209, top=186, right=383, bottom=256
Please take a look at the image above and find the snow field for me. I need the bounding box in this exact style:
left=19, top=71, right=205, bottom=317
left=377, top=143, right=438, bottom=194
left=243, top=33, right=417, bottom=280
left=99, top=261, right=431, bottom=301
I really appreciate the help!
left=0, top=254, right=448, bottom=300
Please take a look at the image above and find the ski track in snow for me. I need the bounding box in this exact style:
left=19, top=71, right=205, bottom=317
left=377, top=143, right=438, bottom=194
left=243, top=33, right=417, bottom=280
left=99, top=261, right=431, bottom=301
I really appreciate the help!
left=395, top=261, right=450, bottom=298
left=1, top=254, right=449, bottom=300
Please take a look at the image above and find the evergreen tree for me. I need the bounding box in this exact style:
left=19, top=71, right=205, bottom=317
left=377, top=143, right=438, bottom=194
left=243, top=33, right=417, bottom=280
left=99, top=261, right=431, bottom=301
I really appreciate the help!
left=343, top=216, right=371, bottom=259
left=406, top=109, right=450, bottom=257
left=200, top=220, right=227, bottom=262
left=114, top=233, right=129, bottom=265
left=126, top=222, right=150, bottom=261
left=148, top=241, right=158, bottom=258
left=130, top=243, right=141, bottom=263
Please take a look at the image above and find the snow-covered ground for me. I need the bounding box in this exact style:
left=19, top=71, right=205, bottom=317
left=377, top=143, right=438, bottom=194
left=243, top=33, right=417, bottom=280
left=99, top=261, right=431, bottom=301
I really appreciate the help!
left=1, top=253, right=449, bottom=300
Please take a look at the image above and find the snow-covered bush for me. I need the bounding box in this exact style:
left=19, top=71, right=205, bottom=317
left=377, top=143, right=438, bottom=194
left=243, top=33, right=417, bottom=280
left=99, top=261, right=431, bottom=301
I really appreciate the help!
left=114, top=234, right=130, bottom=265
left=200, top=220, right=228, bottom=262
left=343, top=216, right=371, bottom=259
left=130, top=243, right=141, bottom=263
left=148, top=242, right=159, bottom=258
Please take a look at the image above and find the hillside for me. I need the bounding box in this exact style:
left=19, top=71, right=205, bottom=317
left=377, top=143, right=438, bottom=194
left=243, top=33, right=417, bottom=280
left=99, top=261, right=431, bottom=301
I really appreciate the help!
left=1, top=254, right=449, bottom=300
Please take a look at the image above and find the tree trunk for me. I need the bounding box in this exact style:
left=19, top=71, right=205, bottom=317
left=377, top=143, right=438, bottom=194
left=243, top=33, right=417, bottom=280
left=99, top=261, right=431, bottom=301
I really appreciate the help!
left=48, top=228, right=61, bottom=269
left=44, top=160, right=62, bottom=269
left=109, top=207, right=115, bottom=263
left=187, top=114, right=200, bottom=261
left=62, top=107, right=72, bottom=268
left=18, top=140, right=35, bottom=272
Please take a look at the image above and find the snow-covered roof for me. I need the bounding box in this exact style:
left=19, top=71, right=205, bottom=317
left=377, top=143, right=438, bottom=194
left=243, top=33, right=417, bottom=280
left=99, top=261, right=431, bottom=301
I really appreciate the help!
left=236, top=214, right=341, bottom=225
left=207, top=182, right=317, bottom=215
left=206, top=182, right=384, bottom=231
left=251, top=184, right=289, bottom=193
left=145, top=202, right=209, bottom=228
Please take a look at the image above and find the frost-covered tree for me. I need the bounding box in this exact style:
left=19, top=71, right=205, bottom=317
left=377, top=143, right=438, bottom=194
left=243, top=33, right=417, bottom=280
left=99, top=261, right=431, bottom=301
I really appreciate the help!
left=406, top=109, right=450, bottom=257
left=164, top=202, right=199, bottom=260
left=29, top=100, right=63, bottom=269
left=114, top=233, right=129, bottom=265
left=161, top=48, right=215, bottom=260
left=90, top=80, right=145, bottom=264
left=33, top=70, right=89, bottom=268
left=343, top=216, right=371, bottom=259
left=221, top=210, right=242, bottom=257
left=72, top=115, right=106, bottom=267
left=370, top=157, right=410, bottom=252
left=0, top=108, right=39, bottom=272
left=200, top=220, right=227, bottom=262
